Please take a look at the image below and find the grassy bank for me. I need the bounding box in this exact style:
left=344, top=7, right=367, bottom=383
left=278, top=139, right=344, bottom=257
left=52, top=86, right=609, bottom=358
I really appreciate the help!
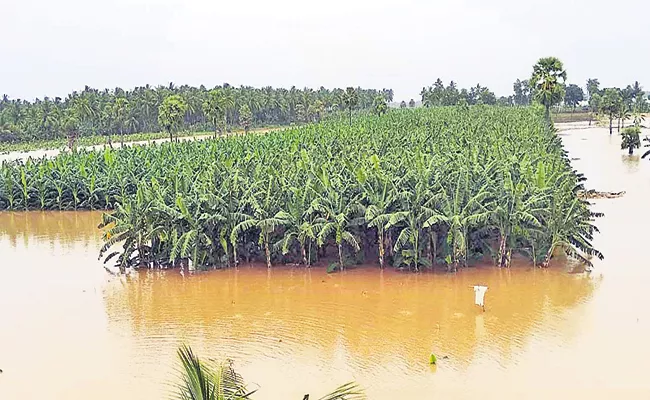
left=552, top=112, right=593, bottom=123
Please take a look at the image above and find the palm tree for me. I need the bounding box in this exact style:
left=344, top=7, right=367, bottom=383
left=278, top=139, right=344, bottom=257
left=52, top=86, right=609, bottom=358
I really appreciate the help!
left=175, top=345, right=365, bottom=400
left=341, top=87, right=358, bottom=126
left=176, top=345, right=256, bottom=400
left=530, top=57, right=567, bottom=121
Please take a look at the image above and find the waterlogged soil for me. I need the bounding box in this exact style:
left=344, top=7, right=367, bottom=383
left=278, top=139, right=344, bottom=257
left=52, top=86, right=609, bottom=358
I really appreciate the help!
left=1, top=125, right=650, bottom=399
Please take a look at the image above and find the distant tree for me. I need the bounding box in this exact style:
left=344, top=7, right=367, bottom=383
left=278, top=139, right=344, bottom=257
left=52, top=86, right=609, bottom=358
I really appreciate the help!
left=112, top=97, right=129, bottom=145
left=588, top=93, right=601, bottom=126
left=381, top=88, right=394, bottom=102
left=203, top=89, right=228, bottom=138
left=513, top=79, right=531, bottom=106
left=408, top=99, right=416, bottom=108
left=530, top=57, right=567, bottom=121
left=497, top=96, right=513, bottom=106
left=307, top=99, right=325, bottom=122
left=478, top=87, right=497, bottom=105
left=621, top=126, right=641, bottom=155
left=341, top=87, right=358, bottom=126
left=373, top=95, right=388, bottom=116
left=630, top=81, right=643, bottom=98
left=616, top=98, right=630, bottom=132
left=564, top=84, right=584, bottom=113
left=443, top=81, right=460, bottom=106
left=158, top=95, right=187, bottom=142
left=239, top=104, right=252, bottom=133
left=586, top=78, right=601, bottom=100
left=400, top=100, right=407, bottom=108
left=600, top=88, right=622, bottom=135
left=62, top=110, right=80, bottom=150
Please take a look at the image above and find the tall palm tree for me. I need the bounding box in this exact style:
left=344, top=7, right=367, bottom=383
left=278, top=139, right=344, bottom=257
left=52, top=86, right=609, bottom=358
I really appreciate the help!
left=530, top=57, right=567, bottom=121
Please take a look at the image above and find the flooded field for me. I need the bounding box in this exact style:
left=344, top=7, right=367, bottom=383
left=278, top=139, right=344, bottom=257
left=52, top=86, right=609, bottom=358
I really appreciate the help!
left=1, top=125, right=650, bottom=399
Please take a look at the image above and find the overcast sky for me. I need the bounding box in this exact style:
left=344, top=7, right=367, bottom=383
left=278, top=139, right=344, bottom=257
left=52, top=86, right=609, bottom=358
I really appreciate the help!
left=2, top=0, right=649, bottom=101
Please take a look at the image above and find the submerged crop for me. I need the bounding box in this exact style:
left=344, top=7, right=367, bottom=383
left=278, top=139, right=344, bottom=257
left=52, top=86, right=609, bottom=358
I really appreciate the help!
left=0, top=107, right=602, bottom=271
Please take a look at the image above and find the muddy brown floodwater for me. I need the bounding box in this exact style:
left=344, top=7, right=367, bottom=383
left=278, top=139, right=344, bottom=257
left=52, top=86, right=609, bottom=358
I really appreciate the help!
left=1, top=124, right=650, bottom=399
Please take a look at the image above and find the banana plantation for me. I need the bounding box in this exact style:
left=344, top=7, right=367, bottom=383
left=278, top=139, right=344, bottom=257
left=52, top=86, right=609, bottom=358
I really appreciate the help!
left=0, top=107, right=602, bottom=271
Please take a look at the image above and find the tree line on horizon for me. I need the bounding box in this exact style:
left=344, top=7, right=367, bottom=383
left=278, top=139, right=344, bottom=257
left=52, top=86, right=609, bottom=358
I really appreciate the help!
left=2, top=58, right=648, bottom=146
left=0, top=84, right=394, bottom=145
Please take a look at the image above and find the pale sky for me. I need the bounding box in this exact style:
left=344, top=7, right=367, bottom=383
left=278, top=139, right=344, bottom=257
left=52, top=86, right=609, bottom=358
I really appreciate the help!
left=2, top=0, right=649, bottom=101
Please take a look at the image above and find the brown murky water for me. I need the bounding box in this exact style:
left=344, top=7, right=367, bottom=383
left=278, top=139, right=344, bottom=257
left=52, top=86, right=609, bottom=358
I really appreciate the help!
left=1, top=124, right=650, bottom=399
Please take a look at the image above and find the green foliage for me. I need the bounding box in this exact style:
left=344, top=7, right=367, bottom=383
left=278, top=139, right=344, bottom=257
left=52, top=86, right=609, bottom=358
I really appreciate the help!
left=239, top=105, right=253, bottom=133
left=0, top=85, right=387, bottom=145
left=600, top=88, right=622, bottom=134
left=513, top=79, right=532, bottom=106
left=0, top=107, right=602, bottom=271
left=175, top=345, right=365, bottom=400
left=341, top=88, right=359, bottom=126
left=158, top=95, right=188, bottom=140
left=530, top=57, right=567, bottom=120
left=421, top=80, right=496, bottom=107
left=372, top=96, right=388, bottom=116
left=621, top=126, right=641, bottom=155
left=564, top=84, right=584, bottom=110
left=429, top=353, right=437, bottom=365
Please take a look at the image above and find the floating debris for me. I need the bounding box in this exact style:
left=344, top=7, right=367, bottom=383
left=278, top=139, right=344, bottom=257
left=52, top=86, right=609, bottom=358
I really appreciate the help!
left=578, top=190, right=625, bottom=199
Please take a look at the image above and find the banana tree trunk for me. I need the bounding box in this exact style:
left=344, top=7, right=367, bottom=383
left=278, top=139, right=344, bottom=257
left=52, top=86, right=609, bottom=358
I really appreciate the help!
left=378, top=229, right=385, bottom=269
left=301, top=243, right=309, bottom=267
left=541, top=245, right=554, bottom=268
left=497, top=233, right=510, bottom=268
left=233, top=242, right=239, bottom=267
left=264, top=238, right=272, bottom=268
left=338, top=243, right=344, bottom=271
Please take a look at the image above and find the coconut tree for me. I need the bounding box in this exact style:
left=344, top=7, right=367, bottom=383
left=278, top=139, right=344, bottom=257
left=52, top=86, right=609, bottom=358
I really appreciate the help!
left=175, top=345, right=256, bottom=400
left=530, top=57, right=567, bottom=121
left=175, top=345, right=365, bottom=400
left=341, top=87, right=358, bottom=126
